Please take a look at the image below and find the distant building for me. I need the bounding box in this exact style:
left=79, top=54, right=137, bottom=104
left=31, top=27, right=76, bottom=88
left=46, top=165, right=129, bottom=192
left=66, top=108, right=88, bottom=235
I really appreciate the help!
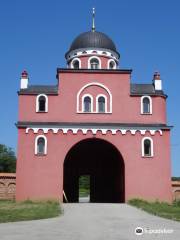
left=16, top=11, right=172, bottom=202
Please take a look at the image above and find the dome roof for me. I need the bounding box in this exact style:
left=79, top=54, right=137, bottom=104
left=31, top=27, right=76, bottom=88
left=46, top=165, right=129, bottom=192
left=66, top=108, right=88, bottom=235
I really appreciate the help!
left=66, top=31, right=119, bottom=57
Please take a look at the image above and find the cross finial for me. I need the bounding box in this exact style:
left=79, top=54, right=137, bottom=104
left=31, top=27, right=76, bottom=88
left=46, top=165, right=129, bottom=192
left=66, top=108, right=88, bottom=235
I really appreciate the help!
left=92, top=8, right=95, bottom=32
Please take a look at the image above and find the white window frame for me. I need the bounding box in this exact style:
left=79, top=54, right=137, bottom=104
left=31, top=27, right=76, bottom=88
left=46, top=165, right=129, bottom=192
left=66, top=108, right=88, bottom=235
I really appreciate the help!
left=88, top=56, right=101, bottom=69
left=71, top=58, right=81, bottom=69
left=107, top=59, right=116, bottom=69
left=36, top=94, right=48, bottom=113
left=35, top=135, right=47, bottom=155
left=77, top=82, right=112, bottom=113
left=141, top=96, right=152, bottom=114
left=141, top=137, right=154, bottom=157
left=96, top=94, right=107, bottom=113
left=82, top=94, right=93, bottom=113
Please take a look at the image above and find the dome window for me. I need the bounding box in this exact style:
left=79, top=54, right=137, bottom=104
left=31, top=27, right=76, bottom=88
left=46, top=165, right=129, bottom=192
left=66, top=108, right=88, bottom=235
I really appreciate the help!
left=73, top=60, right=79, bottom=69
left=71, top=58, right=81, bottom=69
left=89, top=57, right=100, bottom=69
left=108, top=60, right=116, bottom=69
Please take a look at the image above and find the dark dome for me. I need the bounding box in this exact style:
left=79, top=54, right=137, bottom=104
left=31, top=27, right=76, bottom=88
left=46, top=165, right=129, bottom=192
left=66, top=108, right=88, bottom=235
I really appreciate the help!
left=67, top=31, right=119, bottom=56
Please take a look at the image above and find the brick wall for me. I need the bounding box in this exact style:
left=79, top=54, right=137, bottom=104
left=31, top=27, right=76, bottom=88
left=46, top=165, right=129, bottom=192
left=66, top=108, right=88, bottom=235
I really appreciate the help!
left=172, top=181, right=180, bottom=201
left=0, top=173, right=16, bottom=200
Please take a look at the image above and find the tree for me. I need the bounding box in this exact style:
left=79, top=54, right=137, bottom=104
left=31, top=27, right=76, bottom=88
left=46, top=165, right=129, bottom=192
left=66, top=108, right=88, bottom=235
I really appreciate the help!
left=172, top=177, right=180, bottom=181
left=0, top=144, right=16, bottom=173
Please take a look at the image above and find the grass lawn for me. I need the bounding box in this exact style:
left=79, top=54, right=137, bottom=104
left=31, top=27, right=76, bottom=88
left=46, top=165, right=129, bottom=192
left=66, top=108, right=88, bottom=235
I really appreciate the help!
left=79, top=187, right=90, bottom=197
left=0, top=200, right=61, bottom=223
left=128, top=199, right=180, bottom=221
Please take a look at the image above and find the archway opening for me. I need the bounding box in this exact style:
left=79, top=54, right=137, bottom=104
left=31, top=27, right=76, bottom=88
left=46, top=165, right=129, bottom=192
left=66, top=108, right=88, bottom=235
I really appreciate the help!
left=79, top=175, right=90, bottom=203
left=63, top=138, right=125, bottom=203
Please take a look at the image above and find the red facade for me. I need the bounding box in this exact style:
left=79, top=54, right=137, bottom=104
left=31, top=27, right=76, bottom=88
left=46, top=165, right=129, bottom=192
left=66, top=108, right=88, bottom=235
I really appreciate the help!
left=16, top=29, right=172, bottom=202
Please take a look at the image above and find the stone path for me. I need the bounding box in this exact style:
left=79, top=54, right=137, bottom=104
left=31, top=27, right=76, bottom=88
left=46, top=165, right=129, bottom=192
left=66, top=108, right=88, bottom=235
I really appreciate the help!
left=0, top=203, right=179, bottom=240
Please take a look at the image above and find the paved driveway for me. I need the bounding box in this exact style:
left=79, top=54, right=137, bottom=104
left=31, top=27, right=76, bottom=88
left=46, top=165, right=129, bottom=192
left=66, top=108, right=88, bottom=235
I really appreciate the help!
left=0, top=203, right=179, bottom=240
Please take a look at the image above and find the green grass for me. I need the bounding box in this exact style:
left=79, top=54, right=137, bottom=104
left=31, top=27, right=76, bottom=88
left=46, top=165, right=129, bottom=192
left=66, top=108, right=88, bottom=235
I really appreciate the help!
left=79, top=188, right=90, bottom=197
left=128, top=198, right=180, bottom=221
left=0, top=200, right=61, bottom=223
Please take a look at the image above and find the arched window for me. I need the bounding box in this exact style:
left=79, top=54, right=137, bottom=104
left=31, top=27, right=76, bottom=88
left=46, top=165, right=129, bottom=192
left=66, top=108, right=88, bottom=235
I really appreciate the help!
left=83, top=96, right=92, bottom=112
left=71, top=58, right=81, bottom=69
left=73, top=60, right=79, bottom=69
left=39, top=96, right=46, bottom=111
left=108, top=60, right=116, bottom=69
left=77, top=83, right=112, bottom=113
left=36, top=94, right=48, bottom=112
left=141, top=96, right=152, bottom=114
left=142, top=137, right=153, bottom=157
left=35, top=135, right=47, bottom=155
left=37, top=138, right=45, bottom=154
left=98, top=96, right=105, bottom=112
left=90, top=58, right=100, bottom=69
left=143, top=98, right=150, bottom=113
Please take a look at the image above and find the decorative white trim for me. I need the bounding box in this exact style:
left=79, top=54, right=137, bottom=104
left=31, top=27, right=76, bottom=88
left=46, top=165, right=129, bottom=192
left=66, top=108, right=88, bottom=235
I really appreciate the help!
left=107, top=59, right=116, bottom=69
left=36, top=94, right=48, bottom=113
left=67, top=49, right=119, bottom=62
left=141, top=137, right=154, bottom=157
left=35, top=135, right=47, bottom=155
left=27, top=126, right=163, bottom=136
left=77, top=82, right=112, bottom=113
left=82, top=94, right=93, bottom=112
left=70, top=58, right=81, bottom=69
left=96, top=94, right=107, bottom=113
left=88, top=56, right=101, bottom=69
left=141, top=96, right=152, bottom=114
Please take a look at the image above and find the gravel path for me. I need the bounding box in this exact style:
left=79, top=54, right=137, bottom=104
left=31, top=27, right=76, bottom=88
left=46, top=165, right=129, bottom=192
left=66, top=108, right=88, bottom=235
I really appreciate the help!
left=0, top=203, right=179, bottom=240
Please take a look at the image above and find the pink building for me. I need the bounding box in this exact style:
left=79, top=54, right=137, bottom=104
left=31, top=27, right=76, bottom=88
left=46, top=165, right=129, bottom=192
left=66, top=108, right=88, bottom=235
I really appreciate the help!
left=16, top=17, right=172, bottom=202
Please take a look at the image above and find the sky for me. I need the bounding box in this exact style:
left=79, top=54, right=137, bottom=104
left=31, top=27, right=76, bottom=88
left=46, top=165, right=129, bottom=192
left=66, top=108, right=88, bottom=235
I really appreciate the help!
left=0, top=0, right=179, bottom=176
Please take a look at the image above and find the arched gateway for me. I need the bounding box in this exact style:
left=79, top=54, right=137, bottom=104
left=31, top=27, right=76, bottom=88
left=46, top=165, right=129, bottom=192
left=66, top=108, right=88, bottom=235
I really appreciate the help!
left=63, top=139, right=125, bottom=203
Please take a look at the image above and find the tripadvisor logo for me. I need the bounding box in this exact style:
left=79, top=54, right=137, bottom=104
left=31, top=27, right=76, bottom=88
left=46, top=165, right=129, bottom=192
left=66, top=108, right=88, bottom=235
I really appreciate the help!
left=135, top=227, right=143, bottom=235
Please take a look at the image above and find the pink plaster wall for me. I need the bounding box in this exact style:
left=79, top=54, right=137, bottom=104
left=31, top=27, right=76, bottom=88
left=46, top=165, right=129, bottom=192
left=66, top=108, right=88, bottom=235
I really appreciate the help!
left=16, top=129, right=172, bottom=202
left=18, top=71, right=166, bottom=124
left=16, top=57, right=171, bottom=202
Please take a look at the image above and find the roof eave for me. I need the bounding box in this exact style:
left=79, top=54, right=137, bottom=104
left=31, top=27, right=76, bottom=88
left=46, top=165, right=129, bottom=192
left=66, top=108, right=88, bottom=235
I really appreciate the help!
left=57, top=68, right=132, bottom=74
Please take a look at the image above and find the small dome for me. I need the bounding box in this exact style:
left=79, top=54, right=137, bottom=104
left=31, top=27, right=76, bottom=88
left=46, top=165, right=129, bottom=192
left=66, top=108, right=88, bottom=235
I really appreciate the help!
left=66, top=31, right=119, bottom=57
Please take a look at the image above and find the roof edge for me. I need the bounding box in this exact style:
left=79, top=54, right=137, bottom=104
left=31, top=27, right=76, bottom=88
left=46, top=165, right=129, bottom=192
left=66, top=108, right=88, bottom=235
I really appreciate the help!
left=57, top=68, right=132, bottom=74
left=16, top=121, right=173, bottom=129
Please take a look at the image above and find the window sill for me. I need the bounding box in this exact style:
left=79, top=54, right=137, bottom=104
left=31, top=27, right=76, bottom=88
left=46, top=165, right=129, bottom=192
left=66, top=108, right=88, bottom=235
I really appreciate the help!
left=77, top=111, right=112, bottom=114
left=35, top=153, right=47, bottom=156
left=142, top=155, right=153, bottom=158
left=141, top=113, right=152, bottom=115
left=36, top=111, right=48, bottom=113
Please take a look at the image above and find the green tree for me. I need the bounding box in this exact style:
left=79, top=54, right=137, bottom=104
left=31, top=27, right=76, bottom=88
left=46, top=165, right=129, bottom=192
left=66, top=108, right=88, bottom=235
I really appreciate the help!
left=172, top=177, right=180, bottom=181
left=0, top=144, right=16, bottom=173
